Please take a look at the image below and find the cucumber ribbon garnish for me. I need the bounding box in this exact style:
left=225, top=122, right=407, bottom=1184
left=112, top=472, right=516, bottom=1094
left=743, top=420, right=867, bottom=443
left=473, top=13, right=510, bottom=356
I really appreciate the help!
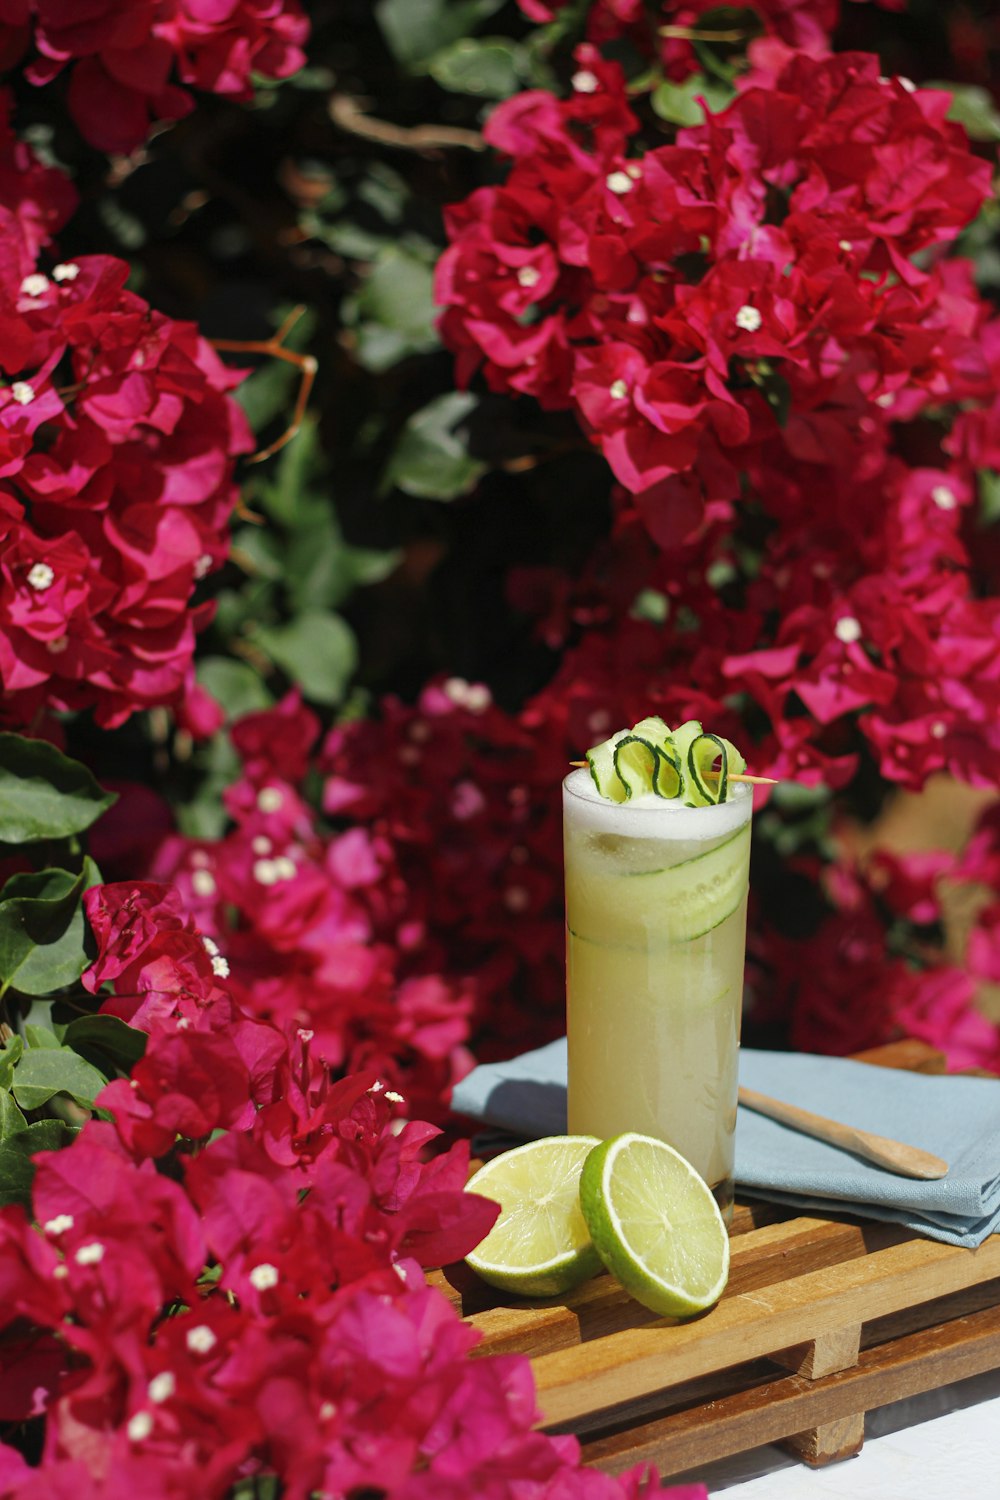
left=585, top=716, right=747, bottom=807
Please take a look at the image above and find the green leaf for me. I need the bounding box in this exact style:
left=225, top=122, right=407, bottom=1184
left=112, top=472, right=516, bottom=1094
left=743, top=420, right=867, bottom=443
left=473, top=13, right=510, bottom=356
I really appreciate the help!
left=256, top=414, right=323, bottom=530
left=979, top=471, right=1000, bottom=527
left=231, top=525, right=285, bottom=581
left=0, top=1036, right=24, bottom=1090
left=63, top=1015, right=147, bottom=1071
left=196, top=657, right=274, bottom=721
left=0, top=1088, right=26, bottom=1140
left=382, top=392, right=487, bottom=501
left=0, top=735, right=116, bottom=844
left=10, top=1045, right=108, bottom=1111
left=0, top=867, right=84, bottom=997
left=346, top=246, right=440, bottom=373
left=24, top=1025, right=61, bottom=1050
left=250, top=611, right=359, bottom=706
left=652, top=72, right=734, bottom=126
left=376, top=0, right=505, bottom=70
left=429, top=37, right=524, bottom=98
left=286, top=519, right=401, bottom=613
left=0, top=1138, right=36, bottom=1206
left=0, top=1118, right=76, bottom=1207
left=926, top=82, right=1000, bottom=143
left=0, top=858, right=100, bottom=997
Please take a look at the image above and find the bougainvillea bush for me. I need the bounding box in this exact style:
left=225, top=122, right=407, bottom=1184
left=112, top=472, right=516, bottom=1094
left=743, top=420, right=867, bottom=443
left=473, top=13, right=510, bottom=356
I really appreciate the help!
left=0, top=0, right=998, bottom=1490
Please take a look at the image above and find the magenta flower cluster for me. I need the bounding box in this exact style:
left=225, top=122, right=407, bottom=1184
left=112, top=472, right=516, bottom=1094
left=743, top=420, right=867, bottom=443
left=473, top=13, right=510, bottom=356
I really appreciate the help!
left=0, top=883, right=698, bottom=1500
left=0, top=102, right=252, bottom=731
left=0, top=0, right=309, bottom=152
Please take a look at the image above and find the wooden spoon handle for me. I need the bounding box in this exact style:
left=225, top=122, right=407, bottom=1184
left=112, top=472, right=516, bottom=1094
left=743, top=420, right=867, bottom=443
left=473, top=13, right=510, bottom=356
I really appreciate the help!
left=737, top=1086, right=950, bottom=1181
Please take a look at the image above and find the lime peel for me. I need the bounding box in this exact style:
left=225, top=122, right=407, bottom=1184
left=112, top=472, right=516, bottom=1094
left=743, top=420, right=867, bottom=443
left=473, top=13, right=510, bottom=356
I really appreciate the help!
left=579, top=1132, right=730, bottom=1317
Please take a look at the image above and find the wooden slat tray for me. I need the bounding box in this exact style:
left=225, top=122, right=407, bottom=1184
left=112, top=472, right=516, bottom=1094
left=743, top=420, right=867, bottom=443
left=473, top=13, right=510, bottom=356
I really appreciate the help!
left=433, top=1039, right=1000, bottom=1477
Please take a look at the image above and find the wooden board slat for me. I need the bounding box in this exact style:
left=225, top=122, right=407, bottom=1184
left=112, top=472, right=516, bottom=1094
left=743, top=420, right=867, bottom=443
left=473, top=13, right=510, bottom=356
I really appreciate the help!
left=576, top=1300, right=1000, bottom=1476
left=533, top=1233, right=1000, bottom=1426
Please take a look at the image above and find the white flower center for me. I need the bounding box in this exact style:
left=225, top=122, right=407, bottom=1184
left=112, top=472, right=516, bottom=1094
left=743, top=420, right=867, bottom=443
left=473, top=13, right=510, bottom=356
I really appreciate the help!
left=735, top=305, right=762, bottom=333
left=516, top=265, right=540, bottom=288
left=930, top=720, right=947, bottom=739
left=44, top=1214, right=74, bottom=1236
left=838, top=240, right=853, bottom=252
left=11, top=382, right=35, bottom=405
left=605, top=171, right=633, bottom=196
left=194, top=553, right=212, bottom=579
left=27, top=563, right=54, bottom=591
left=20, top=274, right=49, bottom=298
left=210, top=954, right=230, bottom=978
left=46, top=636, right=69, bottom=654
left=148, top=1372, right=176, bottom=1404
left=834, top=615, right=863, bottom=644
left=443, top=677, right=490, bottom=712
left=571, top=69, right=598, bottom=93
left=249, top=1263, right=279, bottom=1291
left=931, top=484, right=957, bottom=511
left=75, top=1242, right=105, bottom=1266
left=257, top=786, right=283, bottom=813
left=127, top=1412, right=154, bottom=1443
left=186, top=1325, right=217, bottom=1354
left=609, top=379, right=629, bottom=400
left=383, top=1090, right=405, bottom=1105
left=190, top=869, right=216, bottom=898
left=52, top=262, right=80, bottom=283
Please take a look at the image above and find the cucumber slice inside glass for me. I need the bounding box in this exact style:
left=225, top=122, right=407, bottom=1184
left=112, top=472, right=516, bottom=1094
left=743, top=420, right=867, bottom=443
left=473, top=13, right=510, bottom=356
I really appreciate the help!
left=568, top=820, right=751, bottom=946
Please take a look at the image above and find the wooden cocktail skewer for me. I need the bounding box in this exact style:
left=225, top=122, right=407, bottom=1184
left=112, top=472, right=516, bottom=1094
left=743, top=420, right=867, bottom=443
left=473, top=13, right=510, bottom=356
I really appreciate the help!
left=738, top=1086, right=949, bottom=1180
left=568, top=760, right=778, bottom=785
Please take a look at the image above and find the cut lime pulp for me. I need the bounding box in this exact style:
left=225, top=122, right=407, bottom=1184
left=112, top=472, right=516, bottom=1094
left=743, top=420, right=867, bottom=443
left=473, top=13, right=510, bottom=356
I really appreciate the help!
left=579, top=1132, right=730, bottom=1317
left=464, top=1135, right=603, bottom=1297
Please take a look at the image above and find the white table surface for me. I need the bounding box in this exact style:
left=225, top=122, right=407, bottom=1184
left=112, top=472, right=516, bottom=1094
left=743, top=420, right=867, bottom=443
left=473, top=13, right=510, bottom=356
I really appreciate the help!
left=665, top=1368, right=1000, bottom=1497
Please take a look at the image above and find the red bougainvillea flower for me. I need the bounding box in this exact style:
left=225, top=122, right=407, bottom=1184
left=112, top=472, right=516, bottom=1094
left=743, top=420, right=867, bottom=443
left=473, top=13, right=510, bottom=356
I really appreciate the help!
left=0, top=0, right=309, bottom=152
left=0, top=252, right=252, bottom=729
left=0, top=881, right=687, bottom=1499
left=437, top=46, right=991, bottom=512
left=749, top=845, right=999, bottom=1071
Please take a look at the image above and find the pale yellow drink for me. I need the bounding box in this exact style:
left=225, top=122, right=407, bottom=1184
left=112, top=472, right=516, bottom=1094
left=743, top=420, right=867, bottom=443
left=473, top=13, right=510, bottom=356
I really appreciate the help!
left=563, top=770, right=752, bottom=1221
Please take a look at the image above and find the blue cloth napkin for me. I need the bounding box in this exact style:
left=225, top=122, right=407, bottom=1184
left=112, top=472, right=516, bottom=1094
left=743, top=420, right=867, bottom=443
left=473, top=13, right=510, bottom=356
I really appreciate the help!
left=451, top=1039, right=1000, bottom=1248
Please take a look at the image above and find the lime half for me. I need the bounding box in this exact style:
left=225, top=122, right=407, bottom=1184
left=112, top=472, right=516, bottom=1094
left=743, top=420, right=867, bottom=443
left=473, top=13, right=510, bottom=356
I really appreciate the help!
left=464, top=1135, right=603, bottom=1297
left=579, top=1133, right=730, bottom=1317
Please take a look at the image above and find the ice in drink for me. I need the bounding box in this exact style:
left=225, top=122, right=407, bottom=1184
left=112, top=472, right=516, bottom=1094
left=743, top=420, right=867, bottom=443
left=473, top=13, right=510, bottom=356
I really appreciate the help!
left=563, top=769, right=752, bottom=1221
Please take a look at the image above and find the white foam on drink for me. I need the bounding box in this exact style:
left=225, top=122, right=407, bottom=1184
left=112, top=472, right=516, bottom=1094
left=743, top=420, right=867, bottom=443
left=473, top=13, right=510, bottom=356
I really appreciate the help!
left=563, top=768, right=752, bottom=841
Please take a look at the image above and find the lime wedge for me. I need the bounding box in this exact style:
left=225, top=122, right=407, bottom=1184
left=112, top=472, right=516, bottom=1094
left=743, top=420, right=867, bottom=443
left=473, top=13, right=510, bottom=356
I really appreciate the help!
left=464, top=1136, right=603, bottom=1297
left=579, top=1133, right=730, bottom=1316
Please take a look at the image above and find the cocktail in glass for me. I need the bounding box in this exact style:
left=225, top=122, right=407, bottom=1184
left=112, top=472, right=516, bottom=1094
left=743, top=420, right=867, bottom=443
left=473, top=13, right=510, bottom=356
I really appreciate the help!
left=563, top=769, right=752, bottom=1222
